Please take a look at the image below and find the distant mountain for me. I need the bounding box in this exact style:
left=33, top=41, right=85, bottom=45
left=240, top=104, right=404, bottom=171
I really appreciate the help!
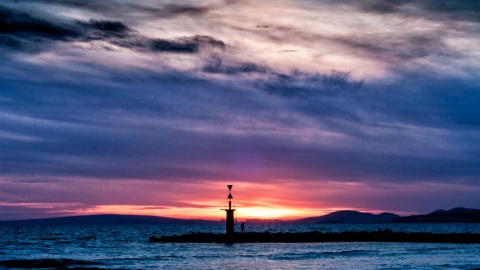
left=0, top=214, right=221, bottom=226
left=393, top=208, right=480, bottom=223
left=3, top=207, right=478, bottom=225
left=290, top=210, right=400, bottom=224
left=428, top=207, right=480, bottom=215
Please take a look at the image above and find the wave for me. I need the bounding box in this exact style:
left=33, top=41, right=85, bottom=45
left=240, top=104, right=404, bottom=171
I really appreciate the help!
left=270, top=249, right=374, bottom=260
left=0, top=258, right=99, bottom=269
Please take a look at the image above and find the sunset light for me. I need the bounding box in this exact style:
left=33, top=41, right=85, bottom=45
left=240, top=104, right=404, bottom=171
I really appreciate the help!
left=2, top=1, right=480, bottom=269
left=235, top=207, right=310, bottom=220
left=1, top=0, right=479, bottom=223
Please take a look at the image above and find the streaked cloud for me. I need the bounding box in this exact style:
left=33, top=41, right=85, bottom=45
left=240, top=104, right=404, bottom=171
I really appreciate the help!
left=1, top=0, right=479, bottom=220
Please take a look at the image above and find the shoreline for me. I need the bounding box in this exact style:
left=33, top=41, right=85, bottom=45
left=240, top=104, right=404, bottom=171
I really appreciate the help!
left=149, top=231, right=480, bottom=244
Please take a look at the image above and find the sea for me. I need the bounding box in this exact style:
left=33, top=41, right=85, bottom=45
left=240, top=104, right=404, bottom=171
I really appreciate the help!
left=1, top=223, right=479, bottom=269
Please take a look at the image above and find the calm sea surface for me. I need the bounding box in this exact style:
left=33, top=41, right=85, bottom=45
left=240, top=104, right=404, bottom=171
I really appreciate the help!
left=1, top=223, right=479, bottom=269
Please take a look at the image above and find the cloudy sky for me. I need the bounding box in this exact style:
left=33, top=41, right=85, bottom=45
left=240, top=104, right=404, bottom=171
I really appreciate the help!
left=1, top=0, right=480, bottom=220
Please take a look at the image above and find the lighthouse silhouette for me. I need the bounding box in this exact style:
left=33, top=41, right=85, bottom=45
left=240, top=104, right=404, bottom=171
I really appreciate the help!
left=222, top=185, right=235, bottom=241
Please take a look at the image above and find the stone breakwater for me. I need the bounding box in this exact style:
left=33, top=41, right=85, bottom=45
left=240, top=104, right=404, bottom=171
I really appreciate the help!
left=150, top=231, right=480, bottom=244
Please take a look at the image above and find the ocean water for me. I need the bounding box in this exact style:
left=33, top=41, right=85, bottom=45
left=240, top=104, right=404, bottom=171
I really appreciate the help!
left=1, top=223, right=479, bottom=269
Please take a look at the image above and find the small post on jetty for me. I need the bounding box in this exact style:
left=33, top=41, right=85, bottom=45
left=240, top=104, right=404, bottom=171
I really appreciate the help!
left=221, top=185, right=236, bottom=242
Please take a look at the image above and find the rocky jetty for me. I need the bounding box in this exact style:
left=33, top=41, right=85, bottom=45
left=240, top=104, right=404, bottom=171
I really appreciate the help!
left=150, top=231, right=480, bottom=244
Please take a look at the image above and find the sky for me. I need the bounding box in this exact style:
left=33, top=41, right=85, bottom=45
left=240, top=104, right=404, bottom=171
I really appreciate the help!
left=1, top=0, right=480, bottom=221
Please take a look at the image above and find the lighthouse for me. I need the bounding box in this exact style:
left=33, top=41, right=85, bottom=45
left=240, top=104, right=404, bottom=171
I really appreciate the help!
left=222, top=185, right=236, bottom=239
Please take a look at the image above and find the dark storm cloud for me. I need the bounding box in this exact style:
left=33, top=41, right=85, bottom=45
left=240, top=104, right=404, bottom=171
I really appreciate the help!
left=114, top=35, right=226, bottom=53
left=80, top=19, right=131, bottom=38
left=3, top=0, right=211, bottom=19
left=0, top=4, right=226, bottom=55
left=83, top=19, right=226, bottom=54
left=261, top=71, right=363, bottom=97
left=0, top=5, right=78, bottom=50
left=161, top=4, right=211, bottom=17
left=203, top=62, right=267, bottom=74
left=0, top=6, right=76, bottom=38
left=203, top=56, right=268, bottom=74
left=0, top=5, right=127, bottom=51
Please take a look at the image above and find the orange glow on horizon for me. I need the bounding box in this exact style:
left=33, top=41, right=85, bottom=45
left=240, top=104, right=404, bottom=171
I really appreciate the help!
left=67, top=204, right=318, bottom=220
left=38, top=181, right=421, bottom=220
left=234, top=206, right=310, bottom=220
left=61, top=204, right=400, bottom=221
left=42, top=202, right=417, bottom=221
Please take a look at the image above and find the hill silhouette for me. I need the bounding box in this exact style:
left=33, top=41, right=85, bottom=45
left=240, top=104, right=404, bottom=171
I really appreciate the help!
left=393, top=207, right=480, bottom=223
left=429, top=207, right=480, bottom=215
left=1, top=208, right=479, bottom=225
left=290, top=210, right=400, bottom=224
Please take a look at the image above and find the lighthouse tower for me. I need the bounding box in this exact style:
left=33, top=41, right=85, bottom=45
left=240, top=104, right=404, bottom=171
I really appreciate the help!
left=222, top=185, right=236, bottom=238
